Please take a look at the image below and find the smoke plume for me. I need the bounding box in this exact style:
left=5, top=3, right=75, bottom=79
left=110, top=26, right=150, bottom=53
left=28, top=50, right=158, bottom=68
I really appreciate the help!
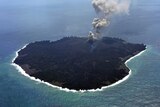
left=88, top=0, right=130, bottom=39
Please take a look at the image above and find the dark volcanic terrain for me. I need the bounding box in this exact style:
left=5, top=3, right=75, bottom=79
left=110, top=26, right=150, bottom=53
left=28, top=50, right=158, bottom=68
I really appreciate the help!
left=14, top=37, right=146, bottom=90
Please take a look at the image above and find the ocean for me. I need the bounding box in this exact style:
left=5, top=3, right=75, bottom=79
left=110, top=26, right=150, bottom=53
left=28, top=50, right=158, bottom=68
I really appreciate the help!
left=0, top=0, right=160, bottom=106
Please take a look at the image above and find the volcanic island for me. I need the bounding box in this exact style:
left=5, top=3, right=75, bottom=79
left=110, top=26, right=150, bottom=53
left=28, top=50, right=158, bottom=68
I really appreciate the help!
left=14, top=37, right=146, bottom=90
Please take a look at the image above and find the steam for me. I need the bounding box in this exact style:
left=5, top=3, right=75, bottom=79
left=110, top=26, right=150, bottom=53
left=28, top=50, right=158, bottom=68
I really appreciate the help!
left=88, top=0, right=130, bottom=39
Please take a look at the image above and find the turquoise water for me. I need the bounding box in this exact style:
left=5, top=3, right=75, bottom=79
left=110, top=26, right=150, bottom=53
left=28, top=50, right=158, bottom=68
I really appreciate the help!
left=0, top=0, right=160, bottom=106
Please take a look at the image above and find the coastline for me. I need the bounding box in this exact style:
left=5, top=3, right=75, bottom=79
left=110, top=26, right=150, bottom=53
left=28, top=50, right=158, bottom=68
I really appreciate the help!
left=11, top=44, right=147, bottom=93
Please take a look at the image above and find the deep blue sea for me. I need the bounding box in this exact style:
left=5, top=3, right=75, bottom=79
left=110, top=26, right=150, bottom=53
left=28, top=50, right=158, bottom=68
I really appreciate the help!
left=0, top=0, right=160, bottom=107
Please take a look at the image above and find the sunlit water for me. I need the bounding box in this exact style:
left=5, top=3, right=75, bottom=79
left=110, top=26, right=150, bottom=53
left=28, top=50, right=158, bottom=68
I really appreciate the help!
left=0, top=0, right=160, bottom=106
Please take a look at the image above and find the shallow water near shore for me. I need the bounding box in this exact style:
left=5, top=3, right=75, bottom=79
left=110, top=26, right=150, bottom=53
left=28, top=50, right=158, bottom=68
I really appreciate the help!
left=1, top=45, right=160, bottom=107
left=1, top=0, right=160, bottom=106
